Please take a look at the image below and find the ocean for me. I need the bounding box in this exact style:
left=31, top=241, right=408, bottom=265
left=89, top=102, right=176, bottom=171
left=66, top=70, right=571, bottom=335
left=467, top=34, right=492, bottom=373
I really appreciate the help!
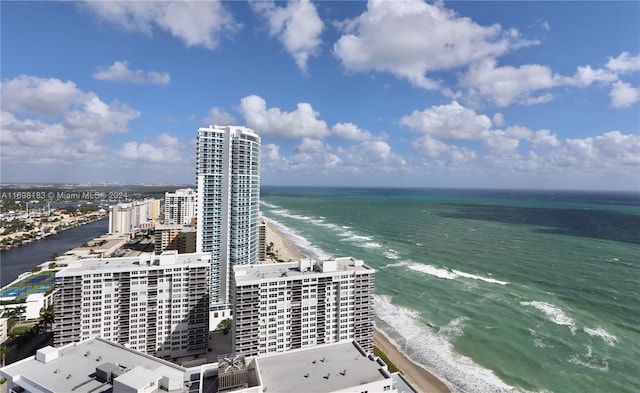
left=259, top=187, right=640, bottom=393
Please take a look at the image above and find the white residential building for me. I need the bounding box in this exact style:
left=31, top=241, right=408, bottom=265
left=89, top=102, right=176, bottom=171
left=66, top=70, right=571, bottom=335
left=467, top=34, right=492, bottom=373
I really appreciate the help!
left=231, top=257, right=375, bottom=357
left=164, top=188, right=196, bottom=225
left=53, top=251, right=210, bottom=360
left=196, top=125, right=260, bottom=322
left=108, top=199, right=161, bottom=234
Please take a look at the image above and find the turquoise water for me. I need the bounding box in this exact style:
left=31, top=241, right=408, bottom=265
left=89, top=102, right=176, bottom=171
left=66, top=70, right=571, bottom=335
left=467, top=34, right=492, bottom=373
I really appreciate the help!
left=260, top=187, right=640, bottom=393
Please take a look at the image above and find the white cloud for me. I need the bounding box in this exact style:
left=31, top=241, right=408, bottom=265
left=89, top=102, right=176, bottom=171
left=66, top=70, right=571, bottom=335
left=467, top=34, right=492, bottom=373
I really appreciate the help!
left=333, top=0, right=518, bottom=89
left=411, top=135, right=451, bottom=157
left=115, top=133, right=186, bottom=164
left=339, top=141, right=407, bottom=173
left=93, top=61, right=170, bottom=85
left=401, top=101, right=492, bottom=140
left=460, top=59, right=560, bottom=106
left=609, top=81, right=639, bottom=108
left=606, top=52, right=640, bottom=73
left=1, top=75, right=140, bottom=168
left=64, top=97, right=140, bottom=139
left=530, top=129, right=560, bottom=148
left=251, top=0, right=323, bottom=72
left=239, top=95, right=330, bottom=139
left=485, top=130, right=519, bottom=155
left=1, top=75, right=88, bottom=116
left=554, top=131, right=640, bottom=169
left=203, top=106, right=236, bottom=125
left=492, top=113, right=504, bottom=127
left=331, top=122, right=373, bottom=141
left=81, top=1, right=238, bottom=49
left=294, top=138, right=330, bottom=154
left=571, top=65, right=618, bottom=87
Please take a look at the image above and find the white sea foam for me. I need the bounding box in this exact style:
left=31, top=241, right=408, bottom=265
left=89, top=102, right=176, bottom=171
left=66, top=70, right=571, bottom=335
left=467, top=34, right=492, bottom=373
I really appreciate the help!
left=528, top=328, right=553, bottom=348
left=408, top=263, right=458, bottom=280
left=451, top=270, right=509, bottom=286
left=261, top=216, right=331, bottom=260
left=374, top=295, right=532, bottom=393
left=363, top=242, right=382, bottom=249
left=260, top=201, right=279, bottom=209
left=438, top=316, right=469, bottom=340
left=568, top=346, right=609, bottom=372
left=521, top=301, right=577, bottom=334
left=408, top=263, right=509, bottom=285
left=583, top=327, right=618, bottom=347
left=384, top=249, right=400, bottom=260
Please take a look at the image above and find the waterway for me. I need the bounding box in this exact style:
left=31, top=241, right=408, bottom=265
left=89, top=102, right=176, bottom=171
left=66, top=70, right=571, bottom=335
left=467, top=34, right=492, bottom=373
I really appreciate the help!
left=0, top=218, right=108, bottom=286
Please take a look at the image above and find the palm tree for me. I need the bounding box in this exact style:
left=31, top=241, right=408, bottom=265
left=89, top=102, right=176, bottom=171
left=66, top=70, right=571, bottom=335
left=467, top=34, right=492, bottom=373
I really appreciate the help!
left=0, top=345, right=10, bottom=368
left=39, top=305, right=55, bottom=332
left=13, top=306, right=26, bottom=321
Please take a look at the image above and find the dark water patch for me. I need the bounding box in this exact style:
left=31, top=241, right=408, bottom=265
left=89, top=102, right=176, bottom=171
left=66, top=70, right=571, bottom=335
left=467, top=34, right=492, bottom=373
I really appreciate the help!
left=438, top=204, right=640, bottom=244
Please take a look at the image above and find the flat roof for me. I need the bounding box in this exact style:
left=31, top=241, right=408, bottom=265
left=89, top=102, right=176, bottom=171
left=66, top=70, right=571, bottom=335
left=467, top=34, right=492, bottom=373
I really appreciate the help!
left=56, top=252, right=210, bottom=276
left=256, top=341, right=388, bottom=393
left=234, top=257, right=374, bottom=284
left=0, top=338, right=186, bottom=393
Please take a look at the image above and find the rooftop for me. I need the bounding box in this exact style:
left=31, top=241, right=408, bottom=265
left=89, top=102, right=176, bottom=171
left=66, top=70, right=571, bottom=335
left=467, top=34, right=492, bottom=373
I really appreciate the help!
left=234, top=257, right=374, bottom=284
left=255, top=341, right=389, bottom=393
left=0, top=337, right=187, bottom=393
left=56, top=251, right=211, bottom=276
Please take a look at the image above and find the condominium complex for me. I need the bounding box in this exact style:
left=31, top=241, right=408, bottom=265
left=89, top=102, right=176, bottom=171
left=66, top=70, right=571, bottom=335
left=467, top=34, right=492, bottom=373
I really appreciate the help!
left=164, top=188, right=196, bottom=225
left=196, top=125, right=260, bottom=319
left=53, top=251, right=210, bottom=360
left=108, top=199, right=160, bottom=234
left=232, top=257, right=375, bottom=357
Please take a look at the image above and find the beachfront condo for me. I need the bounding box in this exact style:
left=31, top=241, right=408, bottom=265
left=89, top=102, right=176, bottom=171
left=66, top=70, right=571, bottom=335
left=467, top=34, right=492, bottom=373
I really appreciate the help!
left=231, top=257, right=375, bottom=357
left=53, top=251, right=210, bottom=361
left=196, top=125, right=261, bottom=328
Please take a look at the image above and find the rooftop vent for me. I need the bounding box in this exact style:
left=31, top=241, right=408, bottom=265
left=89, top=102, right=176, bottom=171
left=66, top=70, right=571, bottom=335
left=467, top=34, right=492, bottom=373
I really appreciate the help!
left=217, top=354, right=247, bottom=391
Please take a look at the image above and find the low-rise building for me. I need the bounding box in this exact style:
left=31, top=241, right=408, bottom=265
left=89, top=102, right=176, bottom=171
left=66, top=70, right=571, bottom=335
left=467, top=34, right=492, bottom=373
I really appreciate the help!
left=1, top=338, right=408, bottom=393
left=0, top=337, right=193, bottom=393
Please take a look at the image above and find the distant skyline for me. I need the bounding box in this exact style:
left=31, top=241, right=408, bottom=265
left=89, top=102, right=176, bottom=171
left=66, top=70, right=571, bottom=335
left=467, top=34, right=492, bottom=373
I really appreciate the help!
left=1, top=1, right=639, bottom=191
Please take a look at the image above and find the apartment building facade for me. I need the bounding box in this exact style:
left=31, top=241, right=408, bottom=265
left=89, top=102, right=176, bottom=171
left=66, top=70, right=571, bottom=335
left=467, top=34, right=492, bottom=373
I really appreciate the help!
left=164, top=188, right=196, bottom=225
left=231, top=257, right=375, bottom=357
left=54, top=251, right=210, bottom=360
left=108, top=199, right=160, bottom=234
left=196, top=125, right=260, bottom=319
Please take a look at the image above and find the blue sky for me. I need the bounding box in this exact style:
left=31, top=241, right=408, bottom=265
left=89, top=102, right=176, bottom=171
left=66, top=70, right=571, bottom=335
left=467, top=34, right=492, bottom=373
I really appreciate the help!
left=1, top=1, right=639, bottom=190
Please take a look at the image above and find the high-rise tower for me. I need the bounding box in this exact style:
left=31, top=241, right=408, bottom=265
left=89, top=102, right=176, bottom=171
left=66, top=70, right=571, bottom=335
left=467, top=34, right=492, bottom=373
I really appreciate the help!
left=196, top=125, right=261, bottom=321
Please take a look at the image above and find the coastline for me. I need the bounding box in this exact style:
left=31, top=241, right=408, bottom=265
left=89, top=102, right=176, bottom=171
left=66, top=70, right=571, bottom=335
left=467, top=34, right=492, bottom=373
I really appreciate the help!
left=262, top=219, right=305, bottom=262
left=262, top=218, right=452, bottom=393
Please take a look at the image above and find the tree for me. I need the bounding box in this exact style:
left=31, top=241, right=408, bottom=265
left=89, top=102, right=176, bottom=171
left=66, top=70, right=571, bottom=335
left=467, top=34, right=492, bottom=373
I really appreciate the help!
left=39, top=305, right=55, bottom=332
left=216, top=318, right=233, bottom=335
left=0, top=345, right=10, bottom=368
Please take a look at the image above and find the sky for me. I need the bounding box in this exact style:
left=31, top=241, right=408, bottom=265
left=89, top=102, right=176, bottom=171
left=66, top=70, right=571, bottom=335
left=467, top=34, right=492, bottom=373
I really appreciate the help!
left=1, top=1, right=639, bottom=191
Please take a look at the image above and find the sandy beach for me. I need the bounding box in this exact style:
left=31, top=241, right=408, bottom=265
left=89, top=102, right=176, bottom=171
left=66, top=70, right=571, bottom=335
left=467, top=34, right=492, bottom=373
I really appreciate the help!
left=262, top=220, right=451, bottom=393
left=262, top=219, right=305, bottom=262
left=374, top=329, right=451, bottom=393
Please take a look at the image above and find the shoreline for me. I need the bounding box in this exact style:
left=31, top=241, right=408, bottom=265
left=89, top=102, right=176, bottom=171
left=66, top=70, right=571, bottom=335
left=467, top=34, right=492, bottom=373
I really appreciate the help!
left=0, top=214, right=107, bottom=252
left=262, top=218, right=305, bottom=262
left=374, top=328, right=451, bottom=393
left=262, top=218, right=452, bottom=393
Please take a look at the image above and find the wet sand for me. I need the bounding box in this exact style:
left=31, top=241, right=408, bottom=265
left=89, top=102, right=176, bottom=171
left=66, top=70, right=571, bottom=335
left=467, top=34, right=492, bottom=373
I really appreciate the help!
left=375, top=328, right=451, bottom=393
